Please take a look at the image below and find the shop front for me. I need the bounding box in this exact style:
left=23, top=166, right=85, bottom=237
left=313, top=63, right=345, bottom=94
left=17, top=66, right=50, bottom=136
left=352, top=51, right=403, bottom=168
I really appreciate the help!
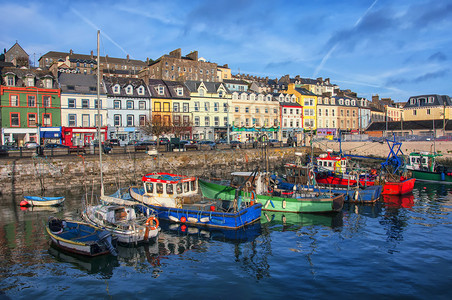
left=62, top=127, right=108, bottom=147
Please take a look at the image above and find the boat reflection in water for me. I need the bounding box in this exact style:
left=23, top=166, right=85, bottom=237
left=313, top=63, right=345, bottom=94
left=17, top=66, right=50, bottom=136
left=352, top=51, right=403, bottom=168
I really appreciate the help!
left=260, top=211, right=343, bottom=232
left=48, top=245, right=119, bottom=278
left=19, top=205, right=63, bottom=213
left=382, top=193, right=415, bottom=209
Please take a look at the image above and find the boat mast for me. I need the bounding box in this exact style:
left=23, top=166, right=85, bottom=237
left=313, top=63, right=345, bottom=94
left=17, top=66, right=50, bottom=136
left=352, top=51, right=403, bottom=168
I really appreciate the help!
left=97, top=30, right=104, bottom=196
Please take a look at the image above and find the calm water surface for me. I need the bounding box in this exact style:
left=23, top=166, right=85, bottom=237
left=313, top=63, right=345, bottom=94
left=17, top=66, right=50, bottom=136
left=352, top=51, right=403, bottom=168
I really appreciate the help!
left=1, top=183, right=451, bottom=299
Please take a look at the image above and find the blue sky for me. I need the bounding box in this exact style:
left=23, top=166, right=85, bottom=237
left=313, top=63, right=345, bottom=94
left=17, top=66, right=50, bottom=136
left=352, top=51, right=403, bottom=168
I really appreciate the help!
left=1, top=0, right=451, bottom=102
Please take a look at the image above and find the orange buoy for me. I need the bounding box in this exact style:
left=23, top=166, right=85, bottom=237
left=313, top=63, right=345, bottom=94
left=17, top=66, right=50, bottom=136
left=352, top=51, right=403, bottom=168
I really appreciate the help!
left=19, top=200, right=29, bottom=207
left=210, top=205, right=215, bottom=211
left=180, top=216, right=187, bottom=223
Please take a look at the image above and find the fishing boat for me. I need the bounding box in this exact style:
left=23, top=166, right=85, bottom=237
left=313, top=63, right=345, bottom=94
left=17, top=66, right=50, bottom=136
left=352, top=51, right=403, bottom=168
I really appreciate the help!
left=129, top=172, right=262, bottom=229
left=45, top=217, right=117, bottom=256
left=199, top=171, right=344, bottom=213
left=20, top=196, right=65, bottom=207
left=81, top=204, right=159, bottom=245
left=280, top=153, right=382, bottom=203
left=406, top=151, right=452, bottom=184
left=315, top=138, right=415, bottom=195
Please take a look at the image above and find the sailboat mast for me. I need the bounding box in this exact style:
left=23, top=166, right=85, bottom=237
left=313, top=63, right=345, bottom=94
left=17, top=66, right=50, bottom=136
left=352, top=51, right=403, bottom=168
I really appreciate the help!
left=97, top=30, right=104, bottom=196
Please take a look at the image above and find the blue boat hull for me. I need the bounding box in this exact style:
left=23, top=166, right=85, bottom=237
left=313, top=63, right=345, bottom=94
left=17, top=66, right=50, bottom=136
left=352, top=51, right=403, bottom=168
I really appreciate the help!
left=135, top=202, right=262, bottom=230
left=274, top=178, right=382, bottom=203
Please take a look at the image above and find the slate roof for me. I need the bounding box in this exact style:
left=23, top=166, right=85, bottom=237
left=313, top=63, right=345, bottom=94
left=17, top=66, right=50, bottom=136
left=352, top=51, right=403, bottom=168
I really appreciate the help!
left=0, top=67, right=57, bottom=88
left=365, top=120, right=452, bottom=131
left=185, top=81, right=231, bottom=94
left=404, top=94, right=452, bottom=108
left=58, top=73, right=100, bottom=94
left=294, top=87, right=316, bottom=96
left=103, top=77, right=150, bottom=98
left=223, top=79, right=249, bottom=85
left=40, top=51, right=146, bottom=66
left=280, top=102, right=302, bottom=107
left=147, top=79, right=190, bottom=99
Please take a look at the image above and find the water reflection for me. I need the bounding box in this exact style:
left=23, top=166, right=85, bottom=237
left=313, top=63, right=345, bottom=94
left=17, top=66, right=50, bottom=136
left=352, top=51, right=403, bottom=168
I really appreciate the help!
left=260, top=211, right=343, bottom=232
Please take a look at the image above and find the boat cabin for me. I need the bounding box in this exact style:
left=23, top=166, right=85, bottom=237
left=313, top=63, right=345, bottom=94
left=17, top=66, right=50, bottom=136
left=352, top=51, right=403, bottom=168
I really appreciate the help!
left=142, top=173, right=198, bottom=198
left=316, top=150, right=348, bottom=174
left=93, top=206, right=136, bottom=225
left=407, top=152, right=439, bottom=173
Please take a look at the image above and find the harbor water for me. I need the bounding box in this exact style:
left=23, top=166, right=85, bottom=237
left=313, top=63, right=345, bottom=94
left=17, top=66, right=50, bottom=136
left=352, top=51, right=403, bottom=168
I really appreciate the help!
left=1, top=182, right=451, bottom=299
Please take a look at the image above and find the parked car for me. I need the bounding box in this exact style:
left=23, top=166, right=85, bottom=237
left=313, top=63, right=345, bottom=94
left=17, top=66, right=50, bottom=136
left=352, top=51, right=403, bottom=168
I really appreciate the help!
left=159, top=137, right=170, bottom=145
left=88, top=140, right=112, bottom=153
left=128, top=140, right=139, bottom=145
left=134, top=140, right=157, bottom=151
left=230, top=140, right=243, bottom=148
left=198, top=140, right=216, bottom=150
left=268, top=139, right=280, bottom=147
left=24, top=142, right=39, bottom=148
left=106, top=139, right=121, bottom=146
left=45, top=143, right=69, bottom=149
left=216, top=139, right=227, bottom=144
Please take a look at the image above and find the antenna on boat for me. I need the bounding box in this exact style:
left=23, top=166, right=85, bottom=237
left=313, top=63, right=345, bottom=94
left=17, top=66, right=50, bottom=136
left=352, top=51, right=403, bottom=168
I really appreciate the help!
left=97, top=30, right=104, bottom=197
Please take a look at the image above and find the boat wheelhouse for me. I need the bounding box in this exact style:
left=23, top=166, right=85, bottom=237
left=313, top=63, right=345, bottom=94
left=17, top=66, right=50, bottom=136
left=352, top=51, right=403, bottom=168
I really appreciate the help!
left=316, top=150, right=348, bottom=174
left=406, top=152, right=452, bottom=183
left=139, top=173, right=199, bottom=207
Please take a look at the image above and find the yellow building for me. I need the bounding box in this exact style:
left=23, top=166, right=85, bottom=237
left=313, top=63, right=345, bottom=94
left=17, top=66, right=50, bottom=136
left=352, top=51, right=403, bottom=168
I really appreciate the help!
left=403, top=94, right=451, bottom=122
left=284, top=83, right=317, bottom=130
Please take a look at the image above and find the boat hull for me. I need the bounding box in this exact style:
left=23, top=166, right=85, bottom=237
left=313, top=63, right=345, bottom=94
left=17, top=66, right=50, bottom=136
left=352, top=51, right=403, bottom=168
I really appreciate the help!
left=130, top=187, right=262, bottom=229
left=45, top=219, right=117, bottom=257
left=23, top=196, right=65, bottom=206
left=381, top=178, right=416, bottom=195
left=199, top=180, right=343, bottom=213
left=410, top=170, right=452, bottom=184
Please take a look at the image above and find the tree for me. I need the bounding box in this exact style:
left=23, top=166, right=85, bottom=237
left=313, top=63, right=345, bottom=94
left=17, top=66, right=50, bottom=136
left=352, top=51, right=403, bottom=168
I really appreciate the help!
left=172, top=114, right=193, bottom=139
left=139, top=114, right=171, bottom=142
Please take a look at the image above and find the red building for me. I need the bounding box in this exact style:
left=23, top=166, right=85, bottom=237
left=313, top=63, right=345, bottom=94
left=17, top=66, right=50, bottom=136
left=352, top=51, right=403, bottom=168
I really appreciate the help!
left=62, top=126, right=108, bottom=147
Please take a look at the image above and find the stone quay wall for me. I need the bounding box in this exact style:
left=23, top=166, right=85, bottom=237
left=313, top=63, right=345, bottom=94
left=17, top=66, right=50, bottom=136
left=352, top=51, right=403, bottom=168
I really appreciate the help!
left=1, top=141, right=451, bottom=197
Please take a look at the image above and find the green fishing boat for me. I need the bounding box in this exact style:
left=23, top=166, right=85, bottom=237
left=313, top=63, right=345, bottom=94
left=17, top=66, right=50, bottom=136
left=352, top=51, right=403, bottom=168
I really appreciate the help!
left=199, top=177, right=344, bottom=213
left=406, top=152, right=452, bottom=184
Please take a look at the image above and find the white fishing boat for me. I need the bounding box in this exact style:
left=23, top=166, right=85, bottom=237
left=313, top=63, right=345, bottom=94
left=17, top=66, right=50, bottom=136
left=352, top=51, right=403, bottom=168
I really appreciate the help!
left=82, top=204, right=159, bottom=244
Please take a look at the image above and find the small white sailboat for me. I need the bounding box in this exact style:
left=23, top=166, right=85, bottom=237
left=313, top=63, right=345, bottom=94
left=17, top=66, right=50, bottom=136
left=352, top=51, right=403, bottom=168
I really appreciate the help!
left=21, top=196, right=65, bottom=207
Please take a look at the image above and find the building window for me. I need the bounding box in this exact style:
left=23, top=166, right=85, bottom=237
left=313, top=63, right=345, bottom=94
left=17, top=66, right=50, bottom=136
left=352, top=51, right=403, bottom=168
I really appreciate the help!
left=176, top=87, right=183, bottom=96
left=183, top=103, right=189, bottom=112
left=82, top=99, right=89, bottom=108
left=139, top=101, right=146, bottom=110
left=10, top=95, right=19, bottom=106
left=126, top=86, right=133, bottom=95
left=68, top=114, right=76, bottom=126
left=28, top=95, right=36, bottom=107
left=173, top=103, right=180, bottom=112
left=114, top=114, right=121, bottom=126
left=194, top=102, right=199, bottom=112
left=318, top=109, right=322, bottom=116
left=154, top=102, right=161, bottom=112
left=68, top=98, right=76, bottom=108
left=138, top=86, right=145, bottom=95
left=82, top=114, right=90, bottom=127
left=204, top=102, right=210, bottom=112
left=427, top=109, right=431, bottom=115
left=10, top=113, right=20, bottom=127
left=6, top=76, right=15, bottom=86
left=163, top=102, right=170, bottom=112
left=127, top=101, right=134, bottom=110
left=204, top=116, right=210, bottom=126
left=113, top=85, right=120, bottom=94
left=43, top=113, right=51, bottom=126
left=245, top=107, right=249, bottom=113
left=256, top=108, right=259, bottom=113
left=214, top=102, right=219, bottom=112
left=28, top=113, right=37, bottom=127
left=158, top=85, right=164, bottom=95
left=235, top=106, right=239, bottom=113
left=127, top=115, right=134, bottom=127
left=199, top=89, right=205, bottom=97
left=214, top=116, right=219, bottom=126
left=194, top=117, right=200, bottom=126
left=43, top=96, right=51, bottom=107
left=139, top=115, right=146, bottom=126
left=95, top=114, right=102, bottom=127
left=114, top=100, right=121, bottom=109
left=95, top=99, right=102, bottom=109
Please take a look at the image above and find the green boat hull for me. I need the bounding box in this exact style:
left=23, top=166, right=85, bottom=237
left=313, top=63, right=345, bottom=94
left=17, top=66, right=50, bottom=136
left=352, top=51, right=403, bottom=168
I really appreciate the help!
left=260, top=211, right=343, bottom=230
left=199, top=179, right=343, bottom=213
left=410, top=169, right=452, bottom=184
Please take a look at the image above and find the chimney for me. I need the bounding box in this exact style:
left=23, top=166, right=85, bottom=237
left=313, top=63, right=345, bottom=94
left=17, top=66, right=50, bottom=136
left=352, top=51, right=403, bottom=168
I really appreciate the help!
left=187, top=51, right=198, bottom=61
left=169, top=48, right=182, bottom=59
left=69, top=49, right=73, bottom=55
left=127, top=54, right=130, bottom=61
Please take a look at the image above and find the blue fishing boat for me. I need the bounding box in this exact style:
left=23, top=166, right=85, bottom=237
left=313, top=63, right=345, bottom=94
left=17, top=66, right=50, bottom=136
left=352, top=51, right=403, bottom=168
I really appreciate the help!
left=21, top=196, right=65, bottom=207
left=45, top=217, right=118, bottom=257
left=128, top=173, right=262, bottom=229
